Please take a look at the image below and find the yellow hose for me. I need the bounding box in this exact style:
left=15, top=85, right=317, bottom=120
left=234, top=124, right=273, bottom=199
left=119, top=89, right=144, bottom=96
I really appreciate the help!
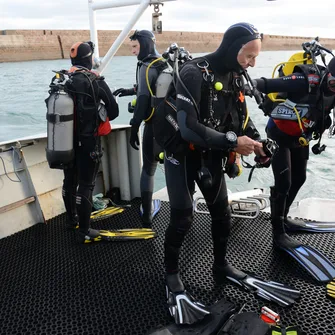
left=144, top=57, right=165, bottom=122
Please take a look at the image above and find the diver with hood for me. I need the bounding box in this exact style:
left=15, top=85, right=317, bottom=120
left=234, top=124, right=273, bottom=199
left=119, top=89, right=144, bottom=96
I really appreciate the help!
left=62, top=41, right=119, bottom=243
left=114, top=30, right=163, bottom=227
left=162, top=23, right=300, bottom=326
left=246, top=50, right=335, bottom=282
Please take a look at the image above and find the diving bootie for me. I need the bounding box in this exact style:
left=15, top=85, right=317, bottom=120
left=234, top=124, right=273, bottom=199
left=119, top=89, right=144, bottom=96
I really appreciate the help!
left=77, top=228, right=101, bottom=244
left=140, top=199, right=161, bottom=228
left=165, top=272, right=210, bottom=325
left=66, top=214, right=79, bottom=231
left=213, top=263, right=300, bottom=307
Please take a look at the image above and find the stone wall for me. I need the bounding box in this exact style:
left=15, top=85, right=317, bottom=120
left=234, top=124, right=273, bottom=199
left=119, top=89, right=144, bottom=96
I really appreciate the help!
left=1, top=29, right=335, bottom=63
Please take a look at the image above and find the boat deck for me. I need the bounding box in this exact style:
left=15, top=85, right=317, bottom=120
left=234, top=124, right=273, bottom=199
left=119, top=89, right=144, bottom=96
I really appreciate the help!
left=1, top=199, right=335, bottom=335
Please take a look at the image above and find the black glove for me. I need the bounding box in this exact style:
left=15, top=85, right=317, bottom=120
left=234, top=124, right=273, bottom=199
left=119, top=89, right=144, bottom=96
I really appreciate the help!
left=113, top=87, right=136, bottom=97
left=129, top=119, right=140, bottom=150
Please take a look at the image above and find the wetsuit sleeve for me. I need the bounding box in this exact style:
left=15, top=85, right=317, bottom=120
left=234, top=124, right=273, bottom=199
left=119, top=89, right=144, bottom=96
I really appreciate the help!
left=131, top=65, right=157, bottom=126
left=98, top=78, right=119, bottom=121
left=243, top=117, right=261, bottom=140
left=176, top=65, right=237, bottom=150
left=255, top=73, right=309, bottom=94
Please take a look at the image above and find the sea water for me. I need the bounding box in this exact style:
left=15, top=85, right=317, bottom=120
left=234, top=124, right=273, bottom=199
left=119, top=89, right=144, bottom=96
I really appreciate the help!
left=0, top=51, right=334, bottom=201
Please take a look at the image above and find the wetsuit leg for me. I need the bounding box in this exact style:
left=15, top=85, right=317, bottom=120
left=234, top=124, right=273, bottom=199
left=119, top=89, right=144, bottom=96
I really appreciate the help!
left=62, top=166, right=79, bottom=229
left=285, top=146, right=308, bottom=213
left=164, top=151, right=197, bottom=274
left=270, top=145, right=292, bottom=236
left=197, top=154, right=231, bottom=268
left=76, top=137, right=101, bottom=234
left=140, top=123, right=158, bottom=226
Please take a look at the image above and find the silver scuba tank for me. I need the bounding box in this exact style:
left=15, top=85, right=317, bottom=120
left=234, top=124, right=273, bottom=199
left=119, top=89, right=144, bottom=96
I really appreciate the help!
left=46, top=73, right=75, bottom=169
left=155, top=63, right=173, bottom=98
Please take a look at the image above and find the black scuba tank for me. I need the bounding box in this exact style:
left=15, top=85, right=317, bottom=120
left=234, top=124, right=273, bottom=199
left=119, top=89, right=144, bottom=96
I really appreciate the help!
left=45, top=72, right=75, bottom=169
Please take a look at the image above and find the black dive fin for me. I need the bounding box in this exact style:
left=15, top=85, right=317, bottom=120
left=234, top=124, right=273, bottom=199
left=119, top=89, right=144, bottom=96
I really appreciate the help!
left=275, top=235, right=335, bottom=282
left=285, top=217, right=335, bottom=233
left=166, top=272, right=210, bottom=325
left=146, top=298, right=236, bottom=335
left=216, top=264, right=300, bottom=307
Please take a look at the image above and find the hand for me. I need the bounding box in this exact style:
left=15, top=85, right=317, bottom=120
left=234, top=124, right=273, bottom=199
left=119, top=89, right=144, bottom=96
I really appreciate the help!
left=235, top=136, right=262, bottom=156
left=113, top=87, right=135, bottom=97
left=130, top=126, right=140, bottom=150
left=254, top=146, right=266, bottom=157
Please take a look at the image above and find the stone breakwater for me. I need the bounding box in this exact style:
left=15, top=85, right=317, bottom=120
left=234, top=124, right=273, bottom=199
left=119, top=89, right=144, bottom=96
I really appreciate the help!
left=1, top=29, right=335, bottom=63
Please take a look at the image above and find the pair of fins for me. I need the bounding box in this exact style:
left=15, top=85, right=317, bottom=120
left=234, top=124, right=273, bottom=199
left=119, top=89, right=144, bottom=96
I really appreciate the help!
left=274, top=234, right=335, bottom=283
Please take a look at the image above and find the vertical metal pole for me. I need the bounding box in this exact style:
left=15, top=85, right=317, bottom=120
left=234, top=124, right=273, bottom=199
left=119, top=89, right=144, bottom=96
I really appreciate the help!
left=88, top=0, right=100, bottom=59
left=97, top=0, right=150, bottom=74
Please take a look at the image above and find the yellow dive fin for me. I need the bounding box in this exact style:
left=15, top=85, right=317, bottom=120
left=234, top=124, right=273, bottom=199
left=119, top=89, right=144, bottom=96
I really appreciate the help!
left=90, top=206, right=125, bottom=221
left=326, top=279, right=335, bottom=299
left=99, top=228, right=157, bottom=241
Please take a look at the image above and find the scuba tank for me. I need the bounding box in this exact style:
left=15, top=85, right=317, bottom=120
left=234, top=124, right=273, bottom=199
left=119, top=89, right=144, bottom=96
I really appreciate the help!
left=46, top=71, right=75, bottom=169
left=154, top=63, right=174, bottom=98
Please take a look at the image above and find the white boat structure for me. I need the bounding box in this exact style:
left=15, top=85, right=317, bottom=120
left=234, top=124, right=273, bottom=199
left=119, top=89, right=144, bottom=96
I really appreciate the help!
left=1, top=0, right=334, bottom=236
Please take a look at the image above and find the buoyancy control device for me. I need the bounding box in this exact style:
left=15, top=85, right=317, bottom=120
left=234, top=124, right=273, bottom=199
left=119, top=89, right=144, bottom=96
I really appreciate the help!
left=46, top=71, right=75, bottom=169
left=148, top=43, right=194, bottom=154
left=264, top=37, right=334, bottom=151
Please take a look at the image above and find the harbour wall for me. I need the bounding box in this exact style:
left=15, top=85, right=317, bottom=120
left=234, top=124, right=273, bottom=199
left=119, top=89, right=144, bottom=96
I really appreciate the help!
left=1, top=29, right=335, bottom=63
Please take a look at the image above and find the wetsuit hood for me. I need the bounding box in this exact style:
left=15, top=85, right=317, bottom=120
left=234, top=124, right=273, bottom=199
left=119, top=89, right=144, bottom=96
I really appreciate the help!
left=130, top=30, right=160, bottom=61
left=70, top=41, right=94, bottom=70
left=205, top=22, right=261, bottom=75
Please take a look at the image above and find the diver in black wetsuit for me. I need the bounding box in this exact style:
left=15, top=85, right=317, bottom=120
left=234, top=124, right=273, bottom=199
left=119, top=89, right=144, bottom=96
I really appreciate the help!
left=62, top=41, right=119, bottom=243
left=252, top=57, right=335, bottom=236
left=161, top=23, right=299, bottom=325
left=114, top=30, right=163, bottom=227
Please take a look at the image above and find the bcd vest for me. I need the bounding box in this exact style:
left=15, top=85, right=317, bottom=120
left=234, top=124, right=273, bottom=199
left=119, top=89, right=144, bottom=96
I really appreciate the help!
left=268, top=64, right=335, bottom=136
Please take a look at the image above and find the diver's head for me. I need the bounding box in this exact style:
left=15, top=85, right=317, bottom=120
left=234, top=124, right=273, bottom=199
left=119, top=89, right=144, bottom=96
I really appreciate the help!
left=129, top=30, right=158, bottom=61
left=70, top=41, right=94, bottom=70
left=327, top=57, right=335, bottom=93
left=237, top=39, right=262, bottom=70
left=207, top=22, right=261, bottom=74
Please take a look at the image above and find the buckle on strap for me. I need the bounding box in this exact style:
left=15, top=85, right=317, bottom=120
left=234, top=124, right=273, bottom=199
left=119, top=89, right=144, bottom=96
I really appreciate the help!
left=197, top=60, right=214, bottom=83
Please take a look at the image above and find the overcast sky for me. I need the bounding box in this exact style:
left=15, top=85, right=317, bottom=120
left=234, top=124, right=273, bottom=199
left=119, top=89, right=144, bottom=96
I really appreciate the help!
left=1, top=0, right=334, bottom=38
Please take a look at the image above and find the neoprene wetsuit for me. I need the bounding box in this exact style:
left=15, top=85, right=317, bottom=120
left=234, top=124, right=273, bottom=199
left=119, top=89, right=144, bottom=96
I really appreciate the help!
left=164, top=23, right=262, bottom=275
left=254, top=62, right=335, bottom=228
left=62, top=65, right=119, bottom=235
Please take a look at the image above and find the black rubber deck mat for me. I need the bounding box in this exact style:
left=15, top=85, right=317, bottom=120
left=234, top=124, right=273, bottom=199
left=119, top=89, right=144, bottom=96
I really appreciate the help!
left=1, top=199, right=335, bottom=335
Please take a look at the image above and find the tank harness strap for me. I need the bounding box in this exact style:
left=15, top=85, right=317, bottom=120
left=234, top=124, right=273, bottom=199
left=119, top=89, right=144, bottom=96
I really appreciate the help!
left=46, top=113, right=74, bottom=123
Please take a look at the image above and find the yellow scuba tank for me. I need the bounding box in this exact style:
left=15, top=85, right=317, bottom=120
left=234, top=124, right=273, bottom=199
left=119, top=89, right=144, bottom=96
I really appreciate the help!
left=267, top=52, right=314, bottom=146
left=268, top=52, right=313, bottom=102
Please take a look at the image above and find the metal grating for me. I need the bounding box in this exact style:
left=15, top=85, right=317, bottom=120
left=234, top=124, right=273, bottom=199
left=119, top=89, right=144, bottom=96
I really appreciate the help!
left=0, top=199, right=335, bottom=335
